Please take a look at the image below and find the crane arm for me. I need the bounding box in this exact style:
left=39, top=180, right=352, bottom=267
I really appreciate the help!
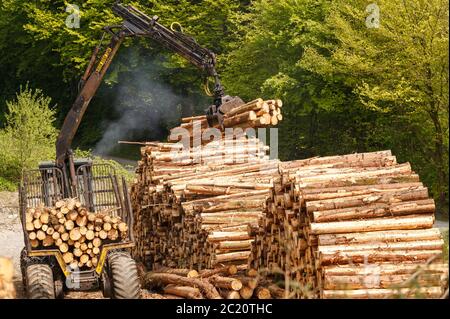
left=56, top=29, right=126, bottom=166
left=56, top=2, right=230, bottom=193
left=112, top=3, right=224, bottom=101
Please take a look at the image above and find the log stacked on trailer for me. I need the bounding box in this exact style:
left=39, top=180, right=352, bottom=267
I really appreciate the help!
left=25, top=198, right=129, bottom=269
left=131, top=134, right=281, bottom=270
left=250, top=150, right=448, bottom=299
left=169, top=99, right=283, bottom=145
left=0, top=257, right=15, bottom=299
left=143, top=266, right=279, bottom=299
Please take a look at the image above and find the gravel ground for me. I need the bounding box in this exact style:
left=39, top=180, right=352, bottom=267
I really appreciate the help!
left=0, top=192, right=25, bottom=298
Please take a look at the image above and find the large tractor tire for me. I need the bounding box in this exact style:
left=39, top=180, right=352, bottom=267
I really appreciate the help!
left=25, top=264, right=55, bottom=299
left=108, top=252, right=141, bottom=299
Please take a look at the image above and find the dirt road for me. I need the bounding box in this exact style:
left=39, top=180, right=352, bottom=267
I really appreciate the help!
left=0, top=192, right=25, bottom=297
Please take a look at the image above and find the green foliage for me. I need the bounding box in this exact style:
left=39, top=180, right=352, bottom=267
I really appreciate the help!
left=0, top=0, right=249, bottom=148
left=0, top=85, right=57, bottom=190
left=0, top=176, right=17, bottom=192
left=223, top=0, right=449, bottom=214
left=73, top=149, right=134, bottom=183
left=301, top=0, right=449, bottom=211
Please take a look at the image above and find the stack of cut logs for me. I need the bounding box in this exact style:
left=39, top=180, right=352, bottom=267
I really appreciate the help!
left=130, top=98, right=284, bottom=272
left=169, top=99, right=283, bottom=145
left=250, top=150, right=448, bottom=299
left=132, top=97, right=448, bottom=299
left=131, top=135, right=280, bottom=270
left=25, top=198, right=129, bottom=269
left=0, top=257, right=15, bottom=299
left=143, top=265, right=285, bottom=299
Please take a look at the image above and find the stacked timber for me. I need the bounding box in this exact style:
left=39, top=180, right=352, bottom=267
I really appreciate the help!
left=250, top=150, right=448, bottom=299
left=0, top=257, right=15, bottom=299
left=169, top=99, right=283, bottom=145
left=131, top=134, right=280, bottom=270
left=143, top=266, right=279, bottom=299
left=25, top=198, right=129, bottom=269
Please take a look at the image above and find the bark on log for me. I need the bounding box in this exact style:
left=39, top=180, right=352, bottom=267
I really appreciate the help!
left=319, top=249, right=443, bottom=266
left=310, top=215, right=435, bottom=235
left=199, top=265, right=238, bottom=278
left=208, top=275, right=243, bottom=291
left=322, top=287, right=443, bottom=299
left=163, top=285, right=203, bottom=299
left=318, top=228, right=443, bottom=246
left=144, top=272, right=222, bottom=299
left=239, top=286, right=254, bottom=299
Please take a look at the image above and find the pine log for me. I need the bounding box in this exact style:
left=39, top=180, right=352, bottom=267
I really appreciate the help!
left=237, top=276, right=259, bottom=289
left=63, top=252, right=74, bottom=264
left=42, top=235, right=54, bottom=247
left=59, top=243, right=69, bottom=253
left=306, top=188, right=430, bottom=212
left=154, top=267, right=199, bottom=278
left=69, top=228, right=82, bottom=241
left=36, top=230, right=46, bottom=241
left=163, top=285, right=203, bottom=299
left=208, top=232, right=251, bottom=242
left=145, top=273, right=222, bottom=299
left=214, top=251, right=251, bottom=264
left=221, top=290, right=241, bottom=299
left=312, top=199, right=435, bottom=222
left=319, top=249, right=443, bottom=266
left=267, top=284, right=286, bottom=299
left=318, top=228, right=443, bottom=246
left=255, top=287, right=271, bottom=299
left=225, top=99, right=266, bottom=118
left=322, top=287, right=443, bottom=299
left=239, top=286, right=254, bottom=299
left=310, top=215, right=435, bottom=235
left=322, top=263, right=449, bottom=276
left=208, top=275, right=242, bottom=291
left=318, top=239, right=444, bottom=254
left=199, top=265, right=238, bottom=278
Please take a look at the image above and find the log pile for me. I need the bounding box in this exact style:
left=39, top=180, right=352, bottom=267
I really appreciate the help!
left=0, top=257, right=15, bottom=299
left=250, top=150, right=448, bottom=299
left=169, top=99, right=283, bottom=145
left=131, top=135, right=280, bottom=270
left=25, top=199, right=129, bottom=269
left=132, top=98, right=448, bottom=299
left=143, top=266, right=282, bottom=299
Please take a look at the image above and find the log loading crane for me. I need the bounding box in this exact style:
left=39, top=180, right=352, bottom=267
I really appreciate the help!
left=19, top=2, right=244, bottom=299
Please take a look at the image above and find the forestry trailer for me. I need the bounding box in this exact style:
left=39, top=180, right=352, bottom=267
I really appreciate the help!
left=19, top=2, right=243, bottom=299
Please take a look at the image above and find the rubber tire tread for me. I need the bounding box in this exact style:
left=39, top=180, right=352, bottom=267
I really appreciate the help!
left=26, top=264, right=55, bottom=299
left=108, top=252, right=140, bottom=299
